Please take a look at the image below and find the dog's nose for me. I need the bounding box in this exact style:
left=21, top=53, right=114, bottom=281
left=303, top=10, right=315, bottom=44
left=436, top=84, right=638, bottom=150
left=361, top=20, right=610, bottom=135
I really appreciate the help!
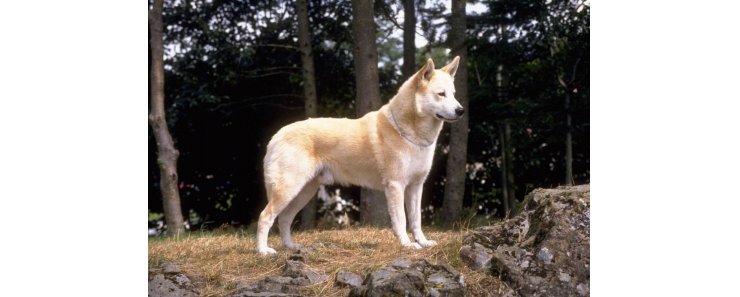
left=455, top=107, right=465, bottom=116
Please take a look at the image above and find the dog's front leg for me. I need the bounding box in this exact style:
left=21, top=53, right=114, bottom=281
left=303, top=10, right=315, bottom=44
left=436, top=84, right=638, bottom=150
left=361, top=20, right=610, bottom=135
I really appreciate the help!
left=385, top=181, right=421, bottom=249
left=405, top=182, right=437, bottom=248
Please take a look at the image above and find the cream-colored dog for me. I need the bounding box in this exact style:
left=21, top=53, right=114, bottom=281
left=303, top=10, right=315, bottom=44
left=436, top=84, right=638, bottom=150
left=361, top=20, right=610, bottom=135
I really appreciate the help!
left=256, top=57, right=464, bottom=255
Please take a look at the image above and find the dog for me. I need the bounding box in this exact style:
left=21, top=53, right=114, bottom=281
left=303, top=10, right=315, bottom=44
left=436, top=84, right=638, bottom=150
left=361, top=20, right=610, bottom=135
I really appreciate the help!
left=256, top=57, right=464, bottom=255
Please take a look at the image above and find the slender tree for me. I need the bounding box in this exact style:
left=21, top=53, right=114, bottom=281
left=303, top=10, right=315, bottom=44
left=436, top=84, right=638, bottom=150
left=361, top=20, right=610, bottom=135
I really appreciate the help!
left=504, top=122, right=515, bottom=208
left=556, top=52, right=580, bottom=187
left=351, top=0, right=389, bottom=226
left=564, top=83, right=573, bottom=186
left=441, top=0, right=469, bottom=223
left=498, top=123, right=510, bottom=214
left=297, top=0, right=319, bottom=229
left=401, top=0, right=416, bottom=80
left=545, top=0, right=584, bottom=186
left=496, top=25, right=516, bottom=212
left=496, top=63, right=511, bottom=214
left=149, top=0, right=185, bottom=234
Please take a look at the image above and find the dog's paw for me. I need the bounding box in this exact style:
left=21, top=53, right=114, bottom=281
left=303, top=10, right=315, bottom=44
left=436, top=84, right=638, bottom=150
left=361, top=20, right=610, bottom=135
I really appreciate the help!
left=403, top=242, right=423, bottom=250
left=283, top=242, right=303, bottom=250
left=418, top=239, right=438, bottom=248
left=257, top=247, right=277, bottom=256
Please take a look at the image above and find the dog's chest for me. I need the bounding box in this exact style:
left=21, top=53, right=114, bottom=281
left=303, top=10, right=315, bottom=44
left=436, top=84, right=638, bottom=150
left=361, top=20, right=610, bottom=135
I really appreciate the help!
left=403, top=146, right=435, bottom=180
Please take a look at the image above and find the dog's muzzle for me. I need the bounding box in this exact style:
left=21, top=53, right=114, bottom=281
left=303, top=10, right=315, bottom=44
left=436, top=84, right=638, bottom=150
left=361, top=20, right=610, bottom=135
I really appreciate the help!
left=435, top=113, right=462, bottom=122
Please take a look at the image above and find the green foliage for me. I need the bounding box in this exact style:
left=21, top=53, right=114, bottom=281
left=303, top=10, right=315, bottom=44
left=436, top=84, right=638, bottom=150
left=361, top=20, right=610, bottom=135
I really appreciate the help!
left=148, top=209, right=164, bottom=221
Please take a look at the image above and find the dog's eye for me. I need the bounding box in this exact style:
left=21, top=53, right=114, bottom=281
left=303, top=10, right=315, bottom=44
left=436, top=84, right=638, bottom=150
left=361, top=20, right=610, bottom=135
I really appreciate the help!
left=437, top=92, right=446, bottom=97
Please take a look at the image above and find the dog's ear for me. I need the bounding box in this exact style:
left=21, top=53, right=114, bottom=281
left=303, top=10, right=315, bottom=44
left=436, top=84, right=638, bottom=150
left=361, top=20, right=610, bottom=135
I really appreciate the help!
left=417, top=58, right=435, bottom=82
left=441, top=56, right=460, bottom=78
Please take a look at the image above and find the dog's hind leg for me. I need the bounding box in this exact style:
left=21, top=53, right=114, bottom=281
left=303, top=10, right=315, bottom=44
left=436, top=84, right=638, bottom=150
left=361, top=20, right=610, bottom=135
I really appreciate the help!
left=256, top=185, right=293, bottom=255
left=278, top=178, right=320, bottom=249
left=256, top=151, right=319, bottom=255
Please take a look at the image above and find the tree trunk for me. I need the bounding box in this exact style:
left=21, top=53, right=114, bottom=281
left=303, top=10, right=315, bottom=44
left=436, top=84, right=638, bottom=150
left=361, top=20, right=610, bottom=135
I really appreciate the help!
left=504, top=122, right=516, bottom=209
left=496, top=25, right=516, bottom=214
left=550, top=34, right=581, bottom=187
left=557, top=68, right=578, bottom=187
left=441, top=0, right=469, bottom=223
left=149, top=0, right=185, bottom=235
left=401, top=0, right=416, bottom=80
left=499, top=124, right=509, bottom=215
left=565, top=92, right=573, bottom=186
left=297, top=0, right=319, bottom=230
left=352, top=0, right=389, bottom=226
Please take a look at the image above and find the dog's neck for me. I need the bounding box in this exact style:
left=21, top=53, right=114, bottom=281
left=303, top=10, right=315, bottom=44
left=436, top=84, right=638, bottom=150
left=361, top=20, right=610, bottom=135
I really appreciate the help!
left=385, top=82, right=444, bottom=147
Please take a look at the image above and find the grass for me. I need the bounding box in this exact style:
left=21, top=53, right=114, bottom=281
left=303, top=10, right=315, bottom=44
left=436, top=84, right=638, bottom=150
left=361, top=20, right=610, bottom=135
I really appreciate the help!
left=149, top=225, right=507, bottom=297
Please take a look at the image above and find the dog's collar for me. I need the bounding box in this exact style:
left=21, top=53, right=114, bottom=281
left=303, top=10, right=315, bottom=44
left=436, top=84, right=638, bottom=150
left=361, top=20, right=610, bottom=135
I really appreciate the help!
left=388, top=108, right=436, bottom=147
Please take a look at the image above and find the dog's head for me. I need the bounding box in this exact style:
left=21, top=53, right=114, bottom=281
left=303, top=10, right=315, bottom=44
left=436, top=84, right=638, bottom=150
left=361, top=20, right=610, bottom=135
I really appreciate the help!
left=414, top=57, right=464, bottom=122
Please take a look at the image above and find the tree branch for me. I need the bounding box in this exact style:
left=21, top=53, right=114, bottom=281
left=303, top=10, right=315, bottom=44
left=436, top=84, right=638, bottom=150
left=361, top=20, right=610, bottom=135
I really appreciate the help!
left=242, top=71, right=299, bottom=79
left=251, top=43, right=298, bottom=50
left=378, top=0, right=427, bottom=38
left=568, top=56, right=582, bottom=84
left=473, top=61, right=484, bottom=86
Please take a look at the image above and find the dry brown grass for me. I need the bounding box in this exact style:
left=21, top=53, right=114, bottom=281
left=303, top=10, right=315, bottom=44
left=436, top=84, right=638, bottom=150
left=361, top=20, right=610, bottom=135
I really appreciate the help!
left=149, top=226, right=507, bottom=297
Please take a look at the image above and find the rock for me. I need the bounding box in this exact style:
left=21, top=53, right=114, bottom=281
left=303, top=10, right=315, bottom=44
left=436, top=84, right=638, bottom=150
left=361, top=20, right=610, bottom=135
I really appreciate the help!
left=234, top=277, right=300, bottom=297
left=536, top=247, right=553, bottom=264
left=336, top=270, right=363, bottom=288
left=283, top=259, right=329, bottom=285
left=460, top=243, right=493, bottom=271
left=460, top=185, right=590, bottom=297
left=426, top=265, right=465, bottom=297
left=364, top=266, right=425, bottom=297
left=391, top=258, right=413, bottom=269
left=148, top=264, right=198, bottom=297
left=229, top=253, right=328, bottom=297
left=349, top=258, right=464, bottom=297
left=576, top=283, right=589, bottom=296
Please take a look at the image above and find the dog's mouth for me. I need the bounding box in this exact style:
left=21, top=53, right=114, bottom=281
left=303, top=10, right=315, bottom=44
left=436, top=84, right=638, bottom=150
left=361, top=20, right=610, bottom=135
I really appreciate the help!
left=436, top=113, right=461, bottom=122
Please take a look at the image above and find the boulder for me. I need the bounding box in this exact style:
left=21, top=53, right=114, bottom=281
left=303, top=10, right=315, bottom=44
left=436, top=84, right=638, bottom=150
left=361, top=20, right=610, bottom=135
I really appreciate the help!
left=148, top=262, right=199, bottom=297
left=460, top=185, right=590, bottom=297
left=459, top=243, right=493, bottom=271
left=349, top=258, right=465, bottom=297
left=230, top=253, right=329, bottom=297
left=336, top=270, right=363, bottom=288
